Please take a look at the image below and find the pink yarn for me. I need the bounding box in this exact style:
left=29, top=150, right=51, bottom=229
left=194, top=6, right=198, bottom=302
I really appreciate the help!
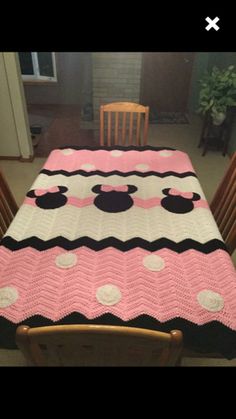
left=101, top=185, right=129, bottom=192
left=24, top=195, right=208, bottom=210
left=0, top=247, right=236, bottom=326
left=34, top=186, right=60, bottom=196
left=169, top=188, right=193, bottom=199
left=1, top=147, right=236, bottom=334
left=43, top=149, right=193, bottom=173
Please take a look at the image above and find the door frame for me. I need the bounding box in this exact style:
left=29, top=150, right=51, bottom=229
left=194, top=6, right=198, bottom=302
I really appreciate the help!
left=3, top=53, right=33, bottom=160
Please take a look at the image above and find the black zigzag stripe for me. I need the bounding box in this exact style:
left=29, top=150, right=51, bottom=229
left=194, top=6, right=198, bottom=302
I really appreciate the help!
left=1, top=236, right=227, bottom=253
left=40, top=169, right=197, bottom=178
left=0, top=312, right=236, bottom=359
left=1, top=313, right=235, bottom=358
left=58, top=145, right=176, bottom=151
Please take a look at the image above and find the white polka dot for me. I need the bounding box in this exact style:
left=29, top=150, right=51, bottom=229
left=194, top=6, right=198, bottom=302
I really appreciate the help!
left=96, top=284, right=122, bottom=306
left=110, top=150, right=123, bottom=157
left=159, top=150, right=173, bottom=157
left=143, top=255, right=165, bottom=271
left=61, top=149, right=74, bottom=155
left=135, top=164, right=150, bottom=171
left=197, top=290, right=224, bottom=312
left=0, top=287, right=18, bottom=308
left=56, top=253, right=78, bottom=269
left=80, top=163, right=96, bottom=171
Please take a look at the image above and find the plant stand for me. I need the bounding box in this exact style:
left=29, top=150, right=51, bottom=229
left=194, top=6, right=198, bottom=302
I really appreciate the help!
left=198, top=108, right=235, bottom=156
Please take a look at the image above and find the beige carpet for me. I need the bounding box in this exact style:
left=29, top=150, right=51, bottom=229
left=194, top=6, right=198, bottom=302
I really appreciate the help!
left=0, top=114, right=235, bottom=366
left=0, top=349, right=27, bottom=367
left=0, top=349, right=236, bottom=366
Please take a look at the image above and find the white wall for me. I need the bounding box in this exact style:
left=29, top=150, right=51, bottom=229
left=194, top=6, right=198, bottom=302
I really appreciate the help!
left=0, top=52, right=32, bottom=159
left=0, top=53, right=20, bottom=156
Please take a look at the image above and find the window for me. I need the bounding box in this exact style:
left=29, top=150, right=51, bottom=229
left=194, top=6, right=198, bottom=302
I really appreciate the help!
left=18, top=52, right=57, bottom=82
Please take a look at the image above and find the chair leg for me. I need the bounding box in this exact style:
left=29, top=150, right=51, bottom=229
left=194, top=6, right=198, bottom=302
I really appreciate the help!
left=198, top=132, right=205, bottom=148
left=198, top=138, right=203, bottom=148
left=202, top=139, right=208, bottom=156
left=199, top=115, right=209, bottom=148
left=222, top=137, right=229, bottom=157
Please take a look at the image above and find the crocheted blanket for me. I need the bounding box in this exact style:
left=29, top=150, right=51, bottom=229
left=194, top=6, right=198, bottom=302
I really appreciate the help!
left=0, top=146, right=236, bottom=352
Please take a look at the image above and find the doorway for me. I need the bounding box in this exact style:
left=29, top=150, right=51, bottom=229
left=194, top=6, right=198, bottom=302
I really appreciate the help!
left=18, top=52, right=96, bottom=157
left=140, top=53, right=195, bottom=121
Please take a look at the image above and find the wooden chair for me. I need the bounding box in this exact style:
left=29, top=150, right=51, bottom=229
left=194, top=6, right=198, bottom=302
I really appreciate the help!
left=100, top=102, right=149, bottom=146
left=210, top=152, right=236, bottom=255
left=16, top=324, right=183, bottom=367
left=0, top=169, right=18, bottom=240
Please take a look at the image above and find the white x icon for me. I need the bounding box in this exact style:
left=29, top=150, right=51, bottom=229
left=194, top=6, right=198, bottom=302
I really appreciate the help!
left=205, top=17, right=220, bottom=31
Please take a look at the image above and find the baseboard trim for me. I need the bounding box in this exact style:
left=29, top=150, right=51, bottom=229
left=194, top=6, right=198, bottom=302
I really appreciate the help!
left=19, top=155, right=35, bottom=162
left=0, top=155, right=34, bottom=162
left=0, top=156, right=19, bottom=160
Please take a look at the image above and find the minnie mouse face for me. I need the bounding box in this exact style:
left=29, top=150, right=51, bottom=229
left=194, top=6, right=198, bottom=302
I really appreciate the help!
left=161, top=188, right=201, bottom=214
left=92, top=184, right=138, bottom=213
left=26, top=186, right=68, bottom=209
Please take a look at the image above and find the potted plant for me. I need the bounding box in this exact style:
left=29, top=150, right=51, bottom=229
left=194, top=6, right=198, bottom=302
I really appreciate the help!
left=198, top=65, right=236, bottom=125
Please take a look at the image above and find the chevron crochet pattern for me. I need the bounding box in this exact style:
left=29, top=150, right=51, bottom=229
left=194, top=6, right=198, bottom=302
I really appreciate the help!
left=0, top=146, right=236, bottom=356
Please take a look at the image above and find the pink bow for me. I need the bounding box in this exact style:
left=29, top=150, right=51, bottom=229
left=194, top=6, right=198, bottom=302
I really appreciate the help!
left=101, top=185, right=128, bottom=193
left=169, top=188, right=194, bottom=199
left=34, top=186, right=60, bottom=196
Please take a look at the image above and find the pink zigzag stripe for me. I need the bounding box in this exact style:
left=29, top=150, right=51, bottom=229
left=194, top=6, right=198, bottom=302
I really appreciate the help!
left=133, top=197, right=209, bottom=209
left=24, top=195, right=209, bottom=210
left=43, top=149, right=194, bottom=173
left=0, top=246, right=236, bottom=326
left=24, top=196, right=94, bottom=207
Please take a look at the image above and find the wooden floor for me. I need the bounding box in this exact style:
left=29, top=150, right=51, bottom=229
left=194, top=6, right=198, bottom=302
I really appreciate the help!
left=28, top=104, right=97, bottom=157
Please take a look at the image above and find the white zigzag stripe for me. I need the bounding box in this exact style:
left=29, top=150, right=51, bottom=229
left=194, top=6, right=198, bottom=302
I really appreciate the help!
left=5, top=205, right=222, bottom=243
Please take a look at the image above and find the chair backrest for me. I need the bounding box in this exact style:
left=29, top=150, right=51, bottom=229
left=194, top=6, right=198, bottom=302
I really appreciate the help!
left=0, top=169, right=18, bottom=240
left=100, top=102, right=149, bottom=146
left=210, top=152, right=236, bottom=255
left=16, top=324, right=183, bottom=366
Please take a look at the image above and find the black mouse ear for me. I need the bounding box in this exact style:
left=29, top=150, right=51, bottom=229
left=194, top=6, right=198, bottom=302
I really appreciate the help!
left=192, top=192, right=201, bottom=201
left=26, top=189, right=36, bottom=198
left=162, top=188, right=171, bottom=196
left=92, top=184, right=102, bottom=194
left=58, top=186, right=68, bottom=193
left=127, top=185, right=138, bottom=194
